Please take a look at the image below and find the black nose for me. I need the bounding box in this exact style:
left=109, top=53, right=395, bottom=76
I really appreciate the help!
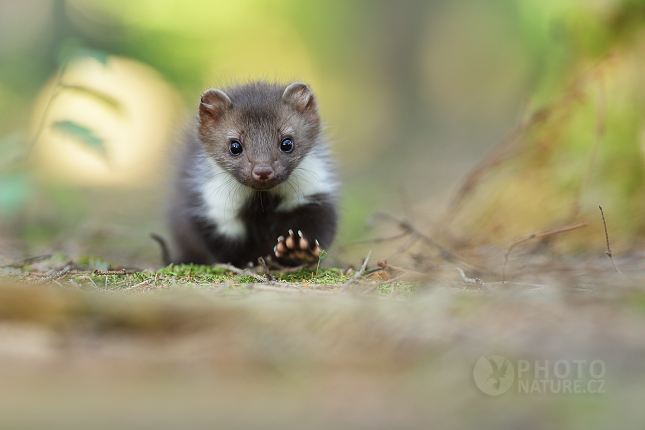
left=252, top=165, right=275, bottom=181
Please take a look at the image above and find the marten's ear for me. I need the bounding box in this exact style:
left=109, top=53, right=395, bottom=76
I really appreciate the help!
left=199, top=89, right=232, bottom=122
left=282, top=82, right=317, bottom=114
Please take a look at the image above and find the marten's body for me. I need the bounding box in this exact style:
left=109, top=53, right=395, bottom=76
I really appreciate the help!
left=169, top=82, right=338, bottom=267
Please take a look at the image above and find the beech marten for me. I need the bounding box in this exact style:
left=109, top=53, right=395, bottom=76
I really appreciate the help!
left=168, top=82, right=338, bottom=267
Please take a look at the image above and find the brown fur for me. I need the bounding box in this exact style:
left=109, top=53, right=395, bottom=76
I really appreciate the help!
left=198, top=82, right=321, bottom=191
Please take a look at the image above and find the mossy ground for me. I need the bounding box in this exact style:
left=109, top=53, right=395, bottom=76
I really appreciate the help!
left=2, top=255, right=418, bottom=297
left=1, top=253, right=645, bottom=429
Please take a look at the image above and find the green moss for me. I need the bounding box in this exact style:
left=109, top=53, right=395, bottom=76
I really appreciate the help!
left=6, top=260, right=356, bottom=292
left=156, top=264, right=229, bottom=277
left=277, top=268, right=348, bottom=284
left=151, top=264, right=349, bottom=285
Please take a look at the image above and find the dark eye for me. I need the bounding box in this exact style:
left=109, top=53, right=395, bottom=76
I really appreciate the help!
left=280, top=138, right=294, bottom=153
left=229, top=140, right=243, bottom=156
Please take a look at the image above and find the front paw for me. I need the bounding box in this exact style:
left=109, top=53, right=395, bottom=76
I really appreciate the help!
left=274, top=229, right=322, bottom=263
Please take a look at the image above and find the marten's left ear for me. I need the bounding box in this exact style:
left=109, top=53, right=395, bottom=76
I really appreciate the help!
left=282, top=82, right=317, bottom=114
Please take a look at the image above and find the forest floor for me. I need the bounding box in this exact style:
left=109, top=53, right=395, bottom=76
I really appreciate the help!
left=0, top=252, right=644, bottom=429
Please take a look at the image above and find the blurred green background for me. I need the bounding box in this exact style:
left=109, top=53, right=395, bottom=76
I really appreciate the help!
left=3, top=0, right=645, bottom=267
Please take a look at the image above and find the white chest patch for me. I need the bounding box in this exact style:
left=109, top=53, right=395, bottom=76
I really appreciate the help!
left=273, top=149, right=338, bottom=211
left=197, top=148, right=336, bottom=240
left=199, top=158, right=253, bottom=240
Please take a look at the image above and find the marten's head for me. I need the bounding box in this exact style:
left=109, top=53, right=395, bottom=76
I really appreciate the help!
left=197, top=82, right=321, bottom=191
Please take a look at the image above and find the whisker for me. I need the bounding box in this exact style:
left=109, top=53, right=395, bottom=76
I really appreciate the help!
left=197, top=171, right=228, bottom=189
left=200, top=176, right=235, bottom=212
left=291, top=169, right=323, bottom=194
left=223, top=180, right=240, bottom=229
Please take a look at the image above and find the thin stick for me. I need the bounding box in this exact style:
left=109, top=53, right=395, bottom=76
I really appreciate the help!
left=213, top=263, right=267, bottom=283
left=257, top=257, right=276, bottom=281
left=439, top=56, right=612, bottom=231
left=569, top=76, right=605, bottom=221
left=258, top=256, right=268, bottom=273
left=599, top=205, right=623, bottom=275
left=1, top=254, right=52, bottom=268
left=122, top=278, right=152, bottom=291
left=371, top=212, right=485, bottom=271
left=376, top=260, right=426, bottom=277
left=339, top=251, right=371, bottom=292
left=93, top=269, right=127, bottom=276
left=30, top=265, right=71, bottom=284
left=456, top=267, right=486, bottom=287
left=502, top=221, right=588, bottom=281
left=385, top=235, right=419, bottom=261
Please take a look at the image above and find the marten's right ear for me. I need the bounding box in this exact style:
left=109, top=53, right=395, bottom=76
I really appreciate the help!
left=199, top=89, right=232, bottom=123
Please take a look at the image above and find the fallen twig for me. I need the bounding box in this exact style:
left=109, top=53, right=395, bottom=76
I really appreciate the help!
left=371, top=212, right=484, bottom=271
left=439, top=56, right=613, bottom=230
left=569, top=76, right=605, bottom=221
left=93, top=269, right=127, bottom=276
left=31, top=265, right=72, bottom=284
left=257, top=257, right=276, bottom=281
left=1, top=254, right=52, bottom=268
left=213, top=264, right=267, bottom=283
left=456, top=267, right=486, bottom=287
left=599, top=205, right=623, bottom=276
left=385, top=235, right=419, bottom=261
left=502, top=221, right=588, bottom=281
left=122, top=278, right=152, bottom=291
left=339, top=251, right=372, bottom=293
left=376, top=260, right=426, bottom=278
left=360, top=273, right=412, bottom=294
